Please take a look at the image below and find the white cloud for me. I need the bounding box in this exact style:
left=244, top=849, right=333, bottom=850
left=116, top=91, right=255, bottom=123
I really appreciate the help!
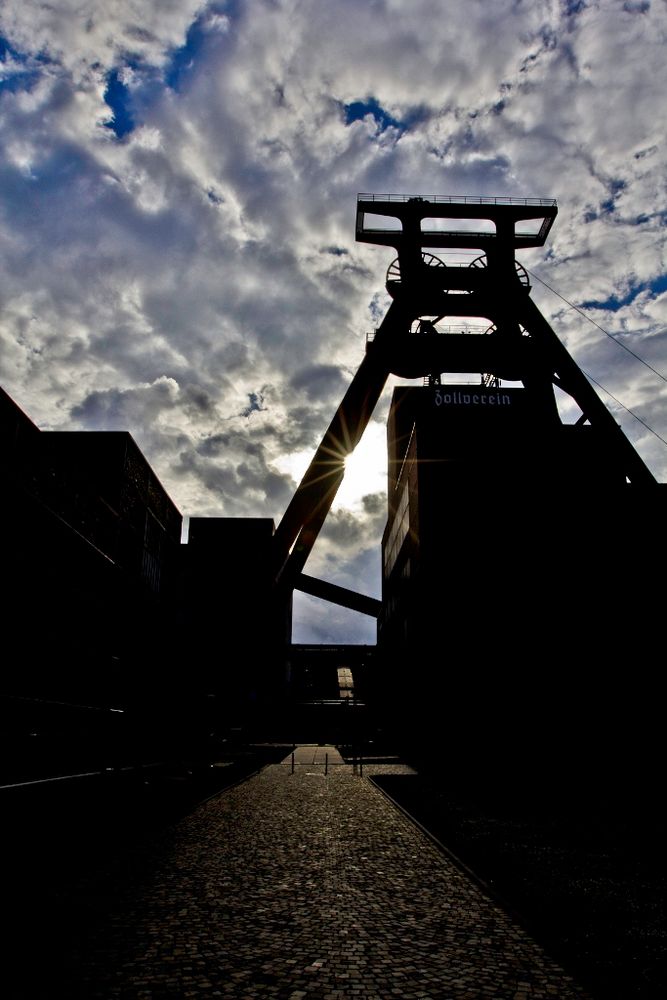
left=1, top=0, right=666, bottom=643
left=0, top=0, right=202, bottom=75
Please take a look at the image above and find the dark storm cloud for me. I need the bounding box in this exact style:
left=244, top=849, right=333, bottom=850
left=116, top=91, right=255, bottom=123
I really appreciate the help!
left=71, top=377, right=181, bottom=427
left=175, top=429, right=295, bottom=517
left=289, top=364, right=349, bottom=402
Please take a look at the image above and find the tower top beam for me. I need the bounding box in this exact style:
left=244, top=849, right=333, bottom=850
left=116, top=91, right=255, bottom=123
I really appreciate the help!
left=356, top=193, right=557, bottom=251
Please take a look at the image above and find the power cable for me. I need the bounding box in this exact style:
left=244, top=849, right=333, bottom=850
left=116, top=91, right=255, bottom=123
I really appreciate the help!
left=527, top=268, right=667, bottom=384
left=526, top=266, right=667, bottom=450
left=581, top=370, right=667, bottom=449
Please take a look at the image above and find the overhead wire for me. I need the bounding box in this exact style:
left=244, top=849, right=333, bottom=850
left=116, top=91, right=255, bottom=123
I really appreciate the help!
left=581, top=370, right=667, bottom=449
left=526, top=267, right=667, bottom=384
left=526, top=266, right=667, bottom=448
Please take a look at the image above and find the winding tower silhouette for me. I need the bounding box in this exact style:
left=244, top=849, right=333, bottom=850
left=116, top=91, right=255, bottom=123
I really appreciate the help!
left=274, top=195, right=663, bottom=772
left=274, top=194, right=655, bottom=579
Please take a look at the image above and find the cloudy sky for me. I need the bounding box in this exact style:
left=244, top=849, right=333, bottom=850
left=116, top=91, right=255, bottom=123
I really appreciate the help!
left=1, top=0, right=666, bottom=643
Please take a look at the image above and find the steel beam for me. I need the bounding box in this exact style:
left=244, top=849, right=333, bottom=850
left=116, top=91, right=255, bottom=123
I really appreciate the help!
left=296, top=573, right=381, bottom=618
left=273, top=300, right=411, bottom=585
left=517, top=296, right=657, bottom=485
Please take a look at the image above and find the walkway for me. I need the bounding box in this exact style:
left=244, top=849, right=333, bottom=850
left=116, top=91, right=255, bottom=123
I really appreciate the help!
left=69, top=745, right=589, bottom=999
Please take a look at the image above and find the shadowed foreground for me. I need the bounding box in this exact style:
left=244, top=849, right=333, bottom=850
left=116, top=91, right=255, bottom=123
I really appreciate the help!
left=4, top=746, right=593, bottom=1000
left=371, top=769, right=667, bottom=1000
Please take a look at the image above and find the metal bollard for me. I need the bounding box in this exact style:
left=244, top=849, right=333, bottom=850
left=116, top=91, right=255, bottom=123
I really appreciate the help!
left=325, top=752, right=328, bottom=776
left=291, top=751, right=295, bottom=774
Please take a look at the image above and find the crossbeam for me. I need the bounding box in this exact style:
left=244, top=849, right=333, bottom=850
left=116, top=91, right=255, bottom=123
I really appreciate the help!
left=356, top=194, right=558, bottom=250
left=295, top=573, right=381, bottom=618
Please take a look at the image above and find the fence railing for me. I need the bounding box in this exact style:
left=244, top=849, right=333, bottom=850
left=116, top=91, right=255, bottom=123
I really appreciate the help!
left=286, top=751, right=364, bottom=776
left=357, top=192, right=557, bottom=207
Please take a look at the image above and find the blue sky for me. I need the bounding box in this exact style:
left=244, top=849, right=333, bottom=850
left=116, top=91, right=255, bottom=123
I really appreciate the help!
left=1, top=0, right=666, bottom=642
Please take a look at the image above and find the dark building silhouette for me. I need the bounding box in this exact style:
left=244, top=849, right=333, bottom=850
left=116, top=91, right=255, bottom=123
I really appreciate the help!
left=374, top=380, right=665, bottom=790
left=2, top=387, right=181, bottom=702
left=1, top=387, right=187, bottom=775
left=176, top=516, right=291, bottom=724
left=1, top=387, right=289, bottom=778
left=285, top=644, right=375, bottom=743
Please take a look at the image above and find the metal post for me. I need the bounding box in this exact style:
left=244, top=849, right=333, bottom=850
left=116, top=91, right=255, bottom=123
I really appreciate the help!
left=325, top=752, right=328, bottom=776
left=291, top=752, right=295, bottom=775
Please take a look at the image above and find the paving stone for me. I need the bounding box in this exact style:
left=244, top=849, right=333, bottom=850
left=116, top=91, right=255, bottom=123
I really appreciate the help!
left=71, top=746, right=592, bottom=999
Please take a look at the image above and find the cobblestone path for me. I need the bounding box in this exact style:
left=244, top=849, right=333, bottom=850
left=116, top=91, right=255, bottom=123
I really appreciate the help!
left=73, top=746, right=590, bottom=999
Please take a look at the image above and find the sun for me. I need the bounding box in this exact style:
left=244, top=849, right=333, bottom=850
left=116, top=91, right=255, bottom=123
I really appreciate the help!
left=333, top=420, right=387, bottom=510
left=274, top=420, right=387, bottom=513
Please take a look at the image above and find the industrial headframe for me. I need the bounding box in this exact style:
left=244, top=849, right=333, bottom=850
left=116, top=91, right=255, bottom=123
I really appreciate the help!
left=274, top=194, right=656, bottom=604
